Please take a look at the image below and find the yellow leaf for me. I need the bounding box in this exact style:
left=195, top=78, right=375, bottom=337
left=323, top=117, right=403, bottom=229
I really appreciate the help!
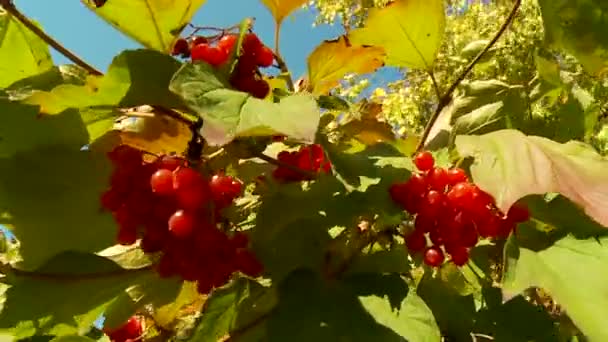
left=348, top=0, right=445, bottom=69
left=308, top=36, right=385, bottom=95
left=260, top=0, right=307, bottom=25
left=81, top=0, right=207, bottom=52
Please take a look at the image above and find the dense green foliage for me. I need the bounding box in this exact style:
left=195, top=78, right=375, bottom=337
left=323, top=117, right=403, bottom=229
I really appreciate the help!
left=0, top=0, right=608, bottom=341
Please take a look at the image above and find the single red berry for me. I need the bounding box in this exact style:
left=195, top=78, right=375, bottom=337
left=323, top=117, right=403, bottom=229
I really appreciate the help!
left=427, top=167, right=449, bottom=192
left=173, top=167, right=204, bottom=191
left=414, top=151, right=435, bottom=171
left=242, top=33, right=262, bottom=55
left=256, top=45, right=274, bottom=67
left=446, top=167, right=468, bottom=185
left=150, top=169, right=174, bottom=195
left=476, top=213, right=501, bottom=238
left=191, top=43, right=228, bottom=66
left=172, top=38, right=189, bottom=56
left=217, top=34, right=238, bottom=54
left=122, top=317, right=142, bottom=339
left=389, top=182, right=409, bottom=208
left=168, top=210, right=196, bottom=238
left=190, top=35, right=208, bottom=47
left=507, top=203, right=530, bottom=223
left=117, top=226, right=138, bottom=246
left=158, top=155, right=183, bottom=171
left=423, top=246, right=445, bottom=267
left=405, top=173, right=428, bottom=196
left=406, top=231, right=427, bottom=253
left=449, top=246, right=470, bottom=266
left=446, top=182, right=476, bottom=208
left=251, top=79, right=270, bottom=99
left=176, top=184, right=209, bottom=210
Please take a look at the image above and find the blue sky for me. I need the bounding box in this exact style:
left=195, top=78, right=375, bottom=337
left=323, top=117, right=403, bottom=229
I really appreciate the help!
left=14, top=0, right=344, bottom=79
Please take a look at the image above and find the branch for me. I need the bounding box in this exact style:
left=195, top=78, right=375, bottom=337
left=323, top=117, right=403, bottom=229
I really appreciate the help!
left=0, top=0, right=102, bottom=76
left=252, top=150, right=318, bottom=179
left=273, top=52, right=295, bottom=92
left=415, top=0, right=521, bottom=153
left=1, top=263, right=154, bottom=282
left=428, top=70, right=441, bottom=100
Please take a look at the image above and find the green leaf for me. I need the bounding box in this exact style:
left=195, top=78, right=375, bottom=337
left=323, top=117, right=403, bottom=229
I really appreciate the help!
left=455, top=129, right=608, bottom=227
left=6, top=65, right=88, bottom=100
left=188, top=278, right=274, bottom=341
left=0, top=148, right=115, bottom=269
left=0, top=11, right=53, bottom=88
left=267, top=270, right=440, bottom=341
left=307, top=36, right=385, bottom=95
left=503, top=235, right=608, bottom=341
left=50, top=336, right=107, bottom=342
left=169, top=62, right=320, bottom=146
left=0, top=98, right=89, bottom=158
left=348, top=0, right=446, bottom=69
left=0, top=252, right=154, bottom=339
left=537, top=0, right=608, bottom=75
left=25, top=50, right=183, bottom=114
left=417, top=271, right=476, bottom=340
left=82, top=0, right=207, bottom=52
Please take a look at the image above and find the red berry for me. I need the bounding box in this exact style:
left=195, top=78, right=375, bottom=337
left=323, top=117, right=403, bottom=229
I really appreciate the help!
left=405, top=173, right=428, bottom=196
left=414, top=151, right=434, bottom=171
left=446, top=167, right=468, bottom=185
left=414, top=213, right=436, bottom=233
left=460, top=223, right=479, bottom=248
left=406, top=231, right=427, bottom=253
left=122, top=317, right=142, bottom=338
left=423, top=246, right=445, bottom=267
left=172, top=38, right=189, bottom=56
left=190, top=35, right=208, bottom=47
left=150, top=169, right=174, bottom=195
left=446, top=182, right=476, bottom=208
left=427, top=167, right=449, bottom=191
left=242, top=33, right=262, bottom=55
left=100, top=189, right=123, bottom=211
left=168, top=210, right=196, bottom=238
left=117, top=226, right=138, bottom=245
left=158, top=155, right=183, bottom=171
left=429, top=228, right=444, bottom=246
left=173, top=167, right=204, bottom=191
left=256, top=45, right=274, bottom=67
left=449, top=246, right=469, bottom=266
left=476, top=213, right=501, bottom=238
left=507, top=203, right=530, bottom=223
left=191, top=43, right=228, bottom=66
left=217, top=34, right=238, bottom=54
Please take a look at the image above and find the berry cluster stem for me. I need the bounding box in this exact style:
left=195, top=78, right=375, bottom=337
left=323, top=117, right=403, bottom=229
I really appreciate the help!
left=416, top=0, right=522, bottom=153
left=272, top=51, right=294, bottom=92
left=0, top=0, right=102, bottom=76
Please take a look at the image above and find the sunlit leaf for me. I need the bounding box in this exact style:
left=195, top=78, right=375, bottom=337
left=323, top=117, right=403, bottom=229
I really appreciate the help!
left=503, top=235, right=608, bottom=341
left=24, top=50, right=183, bottom=114
left=307, top=36, right=385, bottom=95
left=0, top=252, right=154, bottom=338
left=455, top=129, right=608, bottom=227
left=169, top=62, right=320, bottom=146
left=0, top=10, right=52, bottom=88
left=537, top=0, right=608, bottom=76
left=259, top=0, right=307, bottom=25
left=348, top=0, right=445, bottom=69
left=81, top=0, right=207, bottom=52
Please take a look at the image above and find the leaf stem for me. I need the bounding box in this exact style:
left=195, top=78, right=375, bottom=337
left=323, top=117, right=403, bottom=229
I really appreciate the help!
left=252, top=150, right=318, bottom=179
left=415, top=0, right=521, bottom=153
left=273, top=52, right=295, bottom=92
left=428, top=70, right=441, bottom=100
left=1, top=263, right=154, bottom=281
left=0, top=0, right=102, bottom=76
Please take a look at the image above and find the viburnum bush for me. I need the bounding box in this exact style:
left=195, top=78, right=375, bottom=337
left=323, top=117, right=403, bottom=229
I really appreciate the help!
left=0, top=0, right=608, bottom=341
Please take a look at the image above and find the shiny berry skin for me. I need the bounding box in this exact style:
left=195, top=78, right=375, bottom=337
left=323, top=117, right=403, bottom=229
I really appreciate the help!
left=158, top=155, right=183, bottom=171
left=150, top=169, right=174, bottom=195
left=446, top=182, right=476, bottom=208
left=446, top=167, right=468, bottom=185
left=217, top=34, right=238, bottom=54
left=423, top=246, right=445, bottom=267
left=414, top=151, right=435, bottom=171
left=168, top=210, right=195, bottom=238
left=190, top=35, right=208, bottom=47
left=173, top=167, right=204, bottom=191
left=406, top=231, right=427, bottom=253
left=191, top=43, right=228, bottom=66
left=256, top=46, right=274, bottom=67
left=427, top=167, right=449, bottom=191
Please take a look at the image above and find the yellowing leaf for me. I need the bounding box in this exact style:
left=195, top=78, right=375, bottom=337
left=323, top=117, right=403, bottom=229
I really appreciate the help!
left=260, top=0, right=307, bottom=25
left=81, top=0, right=207, bottom=52
left=307, top=36, right=385, bottom=95
left=348, top=0, right=445, bottom=69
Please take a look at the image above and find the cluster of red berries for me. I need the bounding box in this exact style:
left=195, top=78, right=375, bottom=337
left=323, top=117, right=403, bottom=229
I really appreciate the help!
left=390, top=151, right=530, bottom=267
left=272, top=144, right=332, bottom=182
left=172, top=32, right=273, bottom=99
left=101, top=145, right=263, bottom=294
left=103, top=316, right=142, bottom=342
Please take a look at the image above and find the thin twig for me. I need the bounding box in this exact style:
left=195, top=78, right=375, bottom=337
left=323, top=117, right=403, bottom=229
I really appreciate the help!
left=150, top=105, right=195, bottom=126
left=0, top=0, right=102, bottom=76
left=253, top=150, right=318, bottom=179
left=273, top=52, right=295, bottom=92
left=428, top=70, right=441, bottom=100
left=415, top=0, right=521, bottom=153
left=2, top=263, right=154, bottom=281
left=223, top=309, right=275, bottom=341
